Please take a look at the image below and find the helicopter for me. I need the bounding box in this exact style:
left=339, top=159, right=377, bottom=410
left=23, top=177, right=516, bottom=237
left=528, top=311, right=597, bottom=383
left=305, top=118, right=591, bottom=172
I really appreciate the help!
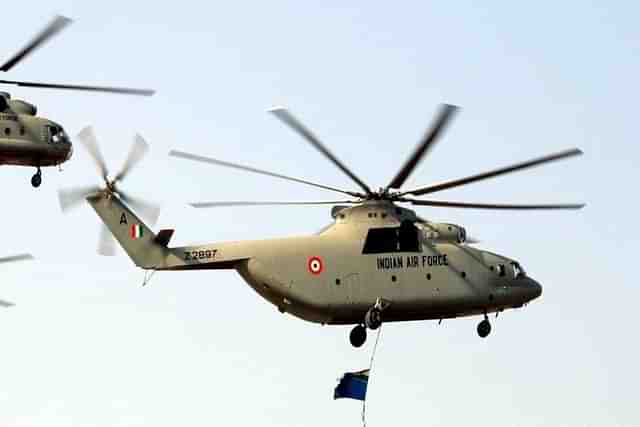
left=0, top=15, right=154, bottom=188
left=58, top=104, right=584, bottom=348
left=0, top=253, right=34, bottom=307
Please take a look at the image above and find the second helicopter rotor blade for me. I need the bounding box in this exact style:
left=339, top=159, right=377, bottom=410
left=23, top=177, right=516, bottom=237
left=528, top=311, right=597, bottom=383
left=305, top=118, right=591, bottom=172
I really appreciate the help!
left=0, top=15, right=72, bottom=72
left=114, top=134, right=149, bottom=183
left=0, top=79, right=155, bottom=96
left=189, top=200, right=359, bottom=208
left=387, top=104, right=459, bottom=190
left=406, top=198, right=585, bottom=210
left=268, top=107, right=372, bottom=196
left=118, top=191, right=160, bottom=225
left=77, top=126, right=108, bottom=181
left=169, top=150, right=362, bottom=198
left=58, top=185, right=102, bottom=212
left=0, top=253, right=34, bottom=264
left=402, top=148, right=583, bottom=197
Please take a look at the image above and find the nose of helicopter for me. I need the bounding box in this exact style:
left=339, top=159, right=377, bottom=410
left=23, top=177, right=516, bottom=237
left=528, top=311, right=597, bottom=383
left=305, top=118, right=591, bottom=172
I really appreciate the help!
left=517, top=276, right=542, bottom=302
left=65, top=140, right=73, bottom=161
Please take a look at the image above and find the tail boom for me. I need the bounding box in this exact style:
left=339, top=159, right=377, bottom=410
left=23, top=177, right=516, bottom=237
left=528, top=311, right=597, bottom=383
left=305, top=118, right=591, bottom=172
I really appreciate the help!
left=87, top=193, right=248, bottom=270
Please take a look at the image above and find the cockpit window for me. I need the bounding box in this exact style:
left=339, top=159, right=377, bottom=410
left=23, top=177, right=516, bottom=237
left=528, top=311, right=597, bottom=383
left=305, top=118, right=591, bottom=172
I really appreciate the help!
left=511, top=262, right=526, bottom=278
left=362, top=220, right=421, bottom=254
left=46, top=126, right=68, bottom=144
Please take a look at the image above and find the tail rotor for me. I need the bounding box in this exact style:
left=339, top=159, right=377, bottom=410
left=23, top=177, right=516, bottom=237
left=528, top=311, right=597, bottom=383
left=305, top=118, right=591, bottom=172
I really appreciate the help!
left=58, top=126, right=159, bottom=255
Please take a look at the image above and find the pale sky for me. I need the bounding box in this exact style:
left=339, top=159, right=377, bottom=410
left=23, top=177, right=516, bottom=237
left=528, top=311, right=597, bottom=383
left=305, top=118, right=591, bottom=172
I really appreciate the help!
left=0, top=1, right=637, bottom=426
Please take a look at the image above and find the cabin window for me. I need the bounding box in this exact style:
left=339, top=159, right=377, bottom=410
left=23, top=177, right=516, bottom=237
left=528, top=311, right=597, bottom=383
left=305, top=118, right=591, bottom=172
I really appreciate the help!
left=19, top=126, right=25, bottom=136
left=4, top=128, right=10, bottom=136
left=362, top=220, right=421, bottom=254
left=498, top=264, right=506, bottom=277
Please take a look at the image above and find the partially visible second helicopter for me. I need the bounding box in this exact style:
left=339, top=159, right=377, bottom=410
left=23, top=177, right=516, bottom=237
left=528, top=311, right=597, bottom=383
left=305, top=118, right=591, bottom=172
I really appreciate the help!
left=0, top=15, right=154, bottom=188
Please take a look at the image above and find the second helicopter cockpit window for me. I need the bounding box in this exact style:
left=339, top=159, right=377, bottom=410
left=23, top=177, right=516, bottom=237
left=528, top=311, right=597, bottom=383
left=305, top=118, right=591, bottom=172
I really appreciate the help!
left=46, top=126, right=69, bottom=144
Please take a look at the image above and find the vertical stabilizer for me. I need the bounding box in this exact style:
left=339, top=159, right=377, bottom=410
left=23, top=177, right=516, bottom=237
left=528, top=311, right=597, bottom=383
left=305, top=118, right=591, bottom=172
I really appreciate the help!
left=87, top=193, right=167, bottom=268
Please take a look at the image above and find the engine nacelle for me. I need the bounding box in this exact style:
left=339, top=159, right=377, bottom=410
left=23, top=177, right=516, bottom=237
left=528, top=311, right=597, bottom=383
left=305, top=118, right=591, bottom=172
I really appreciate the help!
left=420, top=222, right=467, bottom=244
left=8, top=99, right=37, bottom=116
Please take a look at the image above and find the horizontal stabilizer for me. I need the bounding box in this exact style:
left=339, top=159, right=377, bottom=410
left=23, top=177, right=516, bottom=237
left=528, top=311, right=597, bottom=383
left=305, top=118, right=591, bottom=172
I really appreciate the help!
left=154, top=229, right=174, bottom=247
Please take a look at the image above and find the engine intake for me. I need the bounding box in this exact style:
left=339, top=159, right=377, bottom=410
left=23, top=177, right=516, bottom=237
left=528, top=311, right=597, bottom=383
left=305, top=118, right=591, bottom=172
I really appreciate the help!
left=8, top=99, right=37, bottom=116
left=420, top=222, right=467, bottom=244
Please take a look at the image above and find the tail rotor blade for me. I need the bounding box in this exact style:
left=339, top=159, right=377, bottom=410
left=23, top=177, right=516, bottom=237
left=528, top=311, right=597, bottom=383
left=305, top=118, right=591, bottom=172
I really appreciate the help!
left=119, top=191, right=160, bottom=225
left=114, top=133, right=149, bottom=183
left=58, top=185, right=101, bottom=212
left=98, top=223, right=116, bottom=256
left=77, top=126, right=108, bottom=181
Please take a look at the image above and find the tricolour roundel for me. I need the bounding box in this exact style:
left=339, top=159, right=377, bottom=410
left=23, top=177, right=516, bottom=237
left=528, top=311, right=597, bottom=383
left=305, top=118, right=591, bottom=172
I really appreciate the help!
left=307, top=256, right=324, bottom=275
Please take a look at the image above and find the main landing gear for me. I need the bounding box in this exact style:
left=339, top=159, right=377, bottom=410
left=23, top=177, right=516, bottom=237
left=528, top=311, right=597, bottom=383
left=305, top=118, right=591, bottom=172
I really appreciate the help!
left=349, top=298, right=390, bottom=348
left=477, top=313, right=492, bottom=338
left=31, top=167, right=42, bottom=188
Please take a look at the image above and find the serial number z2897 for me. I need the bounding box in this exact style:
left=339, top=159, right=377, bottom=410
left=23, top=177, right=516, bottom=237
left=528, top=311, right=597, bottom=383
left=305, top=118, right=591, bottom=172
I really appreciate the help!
left=184, top=249, right=218, bottom=261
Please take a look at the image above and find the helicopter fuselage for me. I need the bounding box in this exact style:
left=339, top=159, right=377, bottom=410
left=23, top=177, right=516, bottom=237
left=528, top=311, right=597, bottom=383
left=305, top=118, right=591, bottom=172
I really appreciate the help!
left=0, top=112, right=72, bottom=168
left=173, top=203, right=541, bottom=325
left=90, top=196, right=542, bottom=327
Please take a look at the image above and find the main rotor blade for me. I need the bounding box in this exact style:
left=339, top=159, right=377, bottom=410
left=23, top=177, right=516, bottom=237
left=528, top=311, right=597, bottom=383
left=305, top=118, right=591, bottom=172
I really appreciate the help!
left=169, top=150, right=362, bottom=198
left=190, top=200, right=358, bottom=208
left=0, top=15, right=72, bottom=72
left=403, top=148, right=583, bottom=197
left=98, top=223, right=116, bottom=256
left=118, top=191, right=160, bottom=225
left=114, top=134, right=149, bottom=183
left=58, top=185, right=102, bottom=212
left=406, top=198, right=585, bottom=210
left=77, top=126, right=108, bottom=181
left=0, top=253, right=34, bottom=264
left=269, top=107, right=372, bottom=195
left=388, top=104, right=459, bottom=189
left=0, top=79, right=155, bottom=96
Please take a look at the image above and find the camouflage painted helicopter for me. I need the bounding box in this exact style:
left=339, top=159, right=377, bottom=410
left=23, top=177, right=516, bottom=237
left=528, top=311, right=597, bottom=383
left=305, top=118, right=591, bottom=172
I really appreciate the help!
left=0, top=253, right=34, bottom=307
left=0, top=15, right=153, bottom=188
left=59, top=105, right=584, bottom=347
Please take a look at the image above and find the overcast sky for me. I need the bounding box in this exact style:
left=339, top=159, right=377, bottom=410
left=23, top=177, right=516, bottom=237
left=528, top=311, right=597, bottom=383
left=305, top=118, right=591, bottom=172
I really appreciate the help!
left=0, top=1, right=637, bottom=426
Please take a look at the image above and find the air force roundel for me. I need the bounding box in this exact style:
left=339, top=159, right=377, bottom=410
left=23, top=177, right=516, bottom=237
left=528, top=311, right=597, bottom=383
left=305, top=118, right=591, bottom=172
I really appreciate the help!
left=307, top=256, right=324, bottom=275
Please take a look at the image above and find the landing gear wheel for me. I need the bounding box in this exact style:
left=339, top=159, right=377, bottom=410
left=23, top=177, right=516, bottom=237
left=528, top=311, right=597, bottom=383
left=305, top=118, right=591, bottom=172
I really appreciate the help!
left=364, top=308, right=382, bottom=330
left=477, top=318, right=492, bottom=338
left=349, top=324, right=367, bottom=348
left=31, top=169, right=42, bottom=188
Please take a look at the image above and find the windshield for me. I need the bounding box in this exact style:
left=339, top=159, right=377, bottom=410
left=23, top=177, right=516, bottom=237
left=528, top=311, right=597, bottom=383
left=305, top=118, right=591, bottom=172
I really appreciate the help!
left=47, top=125, right=69, bottom=144
left=511, top=261, right=526, bottom=278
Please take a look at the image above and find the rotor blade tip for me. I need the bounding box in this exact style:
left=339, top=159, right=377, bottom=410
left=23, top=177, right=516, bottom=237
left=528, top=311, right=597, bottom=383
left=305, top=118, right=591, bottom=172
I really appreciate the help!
left=267, top=106, right=287, bottom=113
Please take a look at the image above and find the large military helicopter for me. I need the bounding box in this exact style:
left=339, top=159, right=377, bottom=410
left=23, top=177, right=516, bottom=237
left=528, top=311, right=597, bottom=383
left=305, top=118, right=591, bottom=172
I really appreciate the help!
left=58, top=104, right=584, bottom=347
left=0, top=253, right=34, bottom=307
left=0, top=15, right=153, bottom=188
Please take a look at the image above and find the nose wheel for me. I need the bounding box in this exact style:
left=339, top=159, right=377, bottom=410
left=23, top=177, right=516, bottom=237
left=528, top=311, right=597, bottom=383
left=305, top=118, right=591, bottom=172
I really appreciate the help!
left=477, top=315, right=492, bottom=338
left=31, top=168, right=42, bottom=188
left=348, top=298, right=391, bottom=347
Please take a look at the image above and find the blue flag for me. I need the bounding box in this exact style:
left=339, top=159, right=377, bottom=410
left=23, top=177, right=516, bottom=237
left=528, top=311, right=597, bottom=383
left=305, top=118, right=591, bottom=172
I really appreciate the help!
left=334, top=369, right=369, bottom=401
